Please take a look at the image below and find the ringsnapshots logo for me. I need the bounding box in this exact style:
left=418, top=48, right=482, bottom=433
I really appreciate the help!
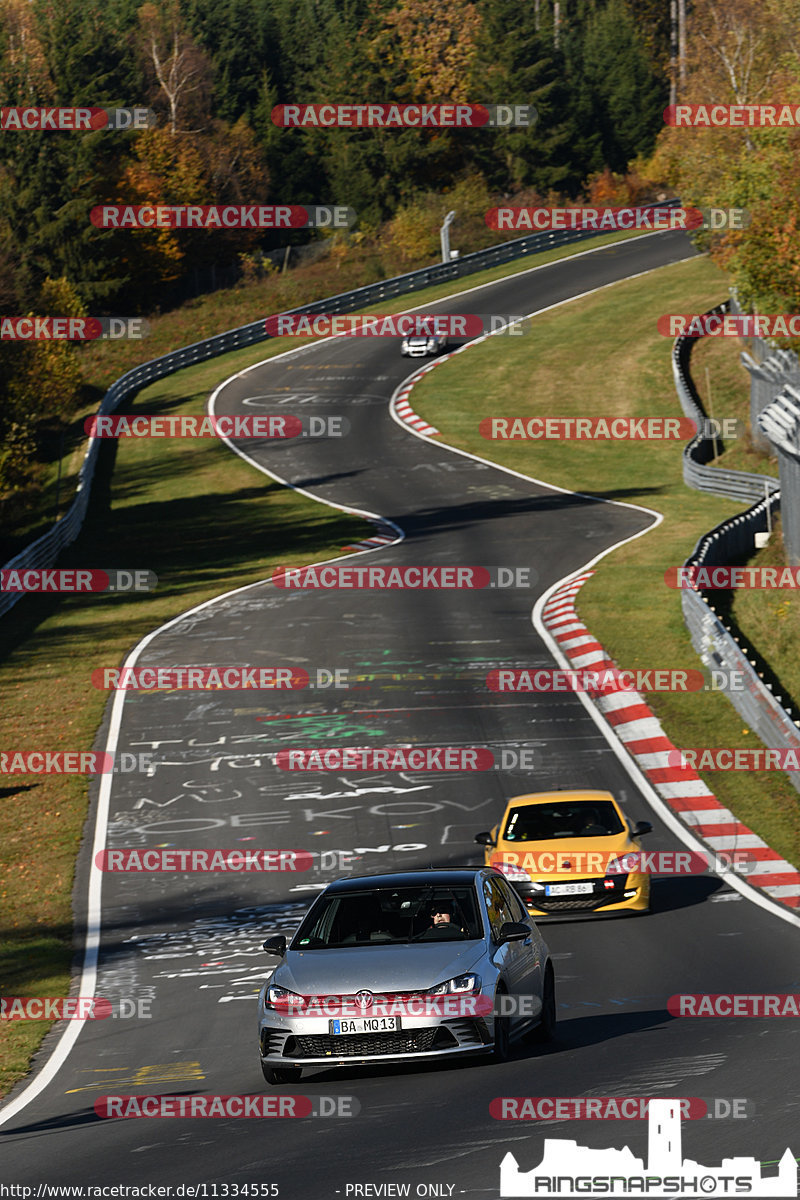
left=95, top=1094, right=359, bottom=1119
left=485, top=206, right=750, bottom=233
left=271, top=102, right=537, bottom=128
left=0, top=569, right=155, bottom=593
left=0, top=317, right=148, bottom=340
left=90, top=205, right=354, bottom=229
left=498, top=1099, right=797, bottom=1197
left=0, top=106, right=156, bottom=131
left=665, top=103, right=800, bottom=127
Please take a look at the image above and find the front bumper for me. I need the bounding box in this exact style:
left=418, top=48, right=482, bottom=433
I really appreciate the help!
left=259, top=1014, right=493, bottom=1068
left=513, top=874, right=649, bottom=917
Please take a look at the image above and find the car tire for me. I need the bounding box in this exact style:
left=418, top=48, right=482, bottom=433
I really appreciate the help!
left=532, top=965, right=556, bottom=1043
left=492, top=987, right=511, bottom=1062
left=261, top=1061, right=303, bottom=1085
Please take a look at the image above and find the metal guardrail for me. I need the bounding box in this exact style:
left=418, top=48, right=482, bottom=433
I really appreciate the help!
left=674, top=313, right=800, bottom=792
left=671, top=301, right=780, bottom=502
left=1, top=201, right=684, bottom=618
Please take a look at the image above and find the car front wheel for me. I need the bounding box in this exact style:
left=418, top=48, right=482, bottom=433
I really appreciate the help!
left=532, top=966, right=556, bottom=1043
left=492, top=987, right=511, bottom=1062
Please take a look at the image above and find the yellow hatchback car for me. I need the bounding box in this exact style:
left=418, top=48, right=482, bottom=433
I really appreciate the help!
left=475, top=790, right=653, bottom=918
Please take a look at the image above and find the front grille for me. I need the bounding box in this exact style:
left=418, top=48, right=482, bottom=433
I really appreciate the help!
left=287, top=1027, right=444, bottom=1058
left=528, top=891, right=626, bottom=912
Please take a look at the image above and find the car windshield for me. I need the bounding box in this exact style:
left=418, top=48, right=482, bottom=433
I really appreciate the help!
left=291, top=885, right=482, bottom=949
left=502, top=800, right=624, bottom=841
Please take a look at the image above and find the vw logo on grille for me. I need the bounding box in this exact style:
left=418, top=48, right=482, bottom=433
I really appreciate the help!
left=355, top=990, right=374, bottom=1009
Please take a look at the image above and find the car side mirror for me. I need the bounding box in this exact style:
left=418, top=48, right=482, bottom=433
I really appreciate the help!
left=262, top=935, right=287, bottom=957
left=633, top=821, right=653, bottom=836
left=498, top=921, right=529, bottom=943
left=475, top=831, right=496, bottom=847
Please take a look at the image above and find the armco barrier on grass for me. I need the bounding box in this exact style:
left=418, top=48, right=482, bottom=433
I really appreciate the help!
left=671, top=302, right=800, bottom=797
left=0, top=201, right=683, bottom=619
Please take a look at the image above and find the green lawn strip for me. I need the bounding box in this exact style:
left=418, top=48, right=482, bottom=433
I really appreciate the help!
left=407, top=253, right=800, bottom=870
left=691, top=335, right=779, bottom=480
left=0, top=225, right=656, bottom=562
left=0, top=347, right=367, bottom=1097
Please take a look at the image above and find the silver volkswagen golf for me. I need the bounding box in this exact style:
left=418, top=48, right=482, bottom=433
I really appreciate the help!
left=257, top=867, right=555, bottom=1083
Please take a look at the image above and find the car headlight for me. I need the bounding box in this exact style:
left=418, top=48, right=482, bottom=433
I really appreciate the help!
left=426, top=338, right=437, bottom=351
left=401, top=339, right=410, bottom=351
left=265, top=984, right=304, bottom=1011
left=428, top=973, right=481, bottom=996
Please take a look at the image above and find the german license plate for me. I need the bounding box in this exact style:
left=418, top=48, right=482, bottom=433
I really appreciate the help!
left=545, top=882, right=594, bottom=896
left=329, top=1016, right=401, bottom=1034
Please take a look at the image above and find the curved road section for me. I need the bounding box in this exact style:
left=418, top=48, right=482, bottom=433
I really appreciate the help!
left=3, top=233, right=798, bottom=1198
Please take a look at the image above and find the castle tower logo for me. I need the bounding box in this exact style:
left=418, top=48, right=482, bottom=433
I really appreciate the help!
left=500, top=1099, right=797, bottom=1197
